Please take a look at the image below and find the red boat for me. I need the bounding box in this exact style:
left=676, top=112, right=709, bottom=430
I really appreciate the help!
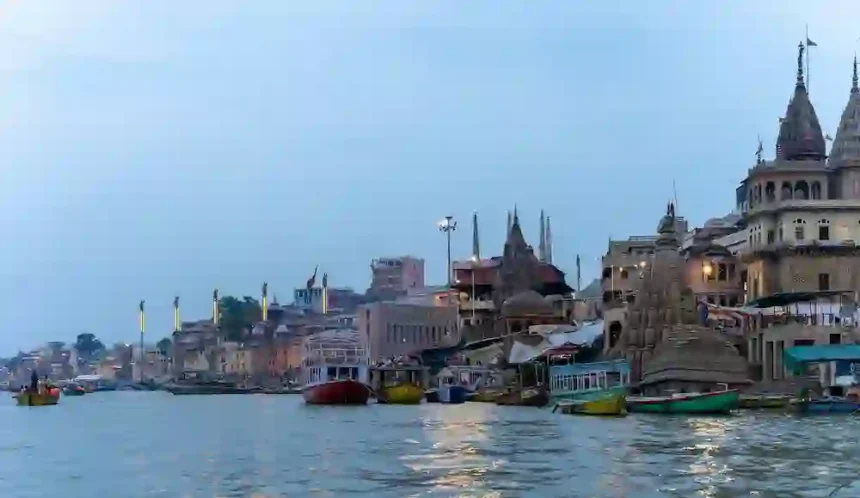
left=302, top=379, right=370, bottom=405
left=301, top=331, right=371, bottom=406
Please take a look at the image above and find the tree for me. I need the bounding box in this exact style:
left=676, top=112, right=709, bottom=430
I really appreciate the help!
left=74, top=333, right=105, bottom=358
left=218, top=295, right=261, bottom=342
left=156, top=337, right=172, bottom=357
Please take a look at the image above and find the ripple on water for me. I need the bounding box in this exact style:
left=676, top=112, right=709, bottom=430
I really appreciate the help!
left=3, top=394, right=860, bottom=497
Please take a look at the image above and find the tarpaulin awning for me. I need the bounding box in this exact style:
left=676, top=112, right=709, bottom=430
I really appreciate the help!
left=784, top=345, right=860, bottom=373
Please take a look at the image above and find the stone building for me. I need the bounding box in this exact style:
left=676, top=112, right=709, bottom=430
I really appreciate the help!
left=358, top=301, right=459, bottom=361
left=738, top=46, right=860, bottom=300
left=608, top=203, right=750, bottom=392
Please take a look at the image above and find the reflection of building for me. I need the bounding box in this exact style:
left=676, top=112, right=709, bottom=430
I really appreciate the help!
left=367, top=256, right=425, bottom=300
left=738, top=46, right=860, bottom=300
left=358, top=301, right=458, bottom=360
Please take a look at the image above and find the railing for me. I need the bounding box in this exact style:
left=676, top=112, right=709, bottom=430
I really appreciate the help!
left=756, top=312, right=856, bottom=329
left=458, top=300, right=495, bottom=311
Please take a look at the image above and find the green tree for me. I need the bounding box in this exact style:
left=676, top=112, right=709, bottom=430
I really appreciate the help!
left=74, top=333, right=105, bottom=358
left=156, top=337, right=172, bottom=356
left=218, top=295, right=262, bottom=342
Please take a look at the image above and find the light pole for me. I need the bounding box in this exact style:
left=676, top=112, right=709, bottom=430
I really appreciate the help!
left=438, top=215, right=457, bottom=308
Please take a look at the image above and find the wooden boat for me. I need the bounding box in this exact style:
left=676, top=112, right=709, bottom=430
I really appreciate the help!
left=301, top=336, right=370, bottom=406
left=62, top=384, right=87, bottom=396
left=793, top=398, right=860, bottom=414
left=469, top=390, right=502, bottom=403
left=739, top=394, right=794, bottom=409
left=627, top=389, right=739, bottom=414
left=495, top=386, right=549, bottom=407
left=14, top=388, right=61, bottom=406
left=165, top=381, right=260, bottom=395
left=370, top=363, right=428, bottom=405
left=548, top=359, right=630, bottom=416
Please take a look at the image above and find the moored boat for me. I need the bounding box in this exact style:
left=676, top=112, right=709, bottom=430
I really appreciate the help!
left=793, top=398, right=860, bottom=414
left=165, top=381, right=261, bottom=395
left=371, top=362, right=428, bottom=405
left=627, top=389, right=739, bottom=414
left=549, top=359, right=630, bottom=416
left=495, top=385, right=549, bottom=407
left=62, top=384, right=87, bottom=396
left=739, top=394, right=794, bottom=409
left=301, top=331, right=371, bottom=406
left=14, top=388, right=61, bottom=406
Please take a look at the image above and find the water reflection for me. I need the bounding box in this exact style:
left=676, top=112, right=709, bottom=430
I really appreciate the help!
left=5, top=394, right=860, bottom=497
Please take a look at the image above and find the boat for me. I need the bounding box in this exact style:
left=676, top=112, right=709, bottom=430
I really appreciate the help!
left=793, top=397, right=860, bottom=414
left=739, top=394, right=794, bottom=409
left=62, top=384, right=87, bottom=396
left=301, top=331, right=371, bottom=405
left=165, top=381, right=261, bottom=395
left=370, top=362, right=428, bottom=405
left=428, top=366, right=484, bottom=405
left=627, top=388, right=740, bottom=414
left=495, top=360, right=549, bottom=407
left=469, top=390, right=502, bottom=403
left=14, top=387, right=61, bottom=406
left=549, top=359, right=630, bottom=416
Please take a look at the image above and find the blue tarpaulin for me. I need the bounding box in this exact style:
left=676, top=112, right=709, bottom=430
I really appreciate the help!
left=784, top=345, right=860, bottom=373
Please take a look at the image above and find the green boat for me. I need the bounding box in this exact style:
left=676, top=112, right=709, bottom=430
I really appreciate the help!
left=627, top=389, right=739, bottom=414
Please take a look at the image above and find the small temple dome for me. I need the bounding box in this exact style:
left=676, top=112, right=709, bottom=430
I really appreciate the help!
left=775, top=43, right=826, bottom=161
left=829, top=56, right=860, bottom=167
left=501, top=290, right=554, bottom=318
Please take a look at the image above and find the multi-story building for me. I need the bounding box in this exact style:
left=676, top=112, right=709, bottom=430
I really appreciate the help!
left=358, top=301, right=459, bottom=361
left=367, top=256, right=425, bottom=300
left=738, top=46, right=860, bottom=301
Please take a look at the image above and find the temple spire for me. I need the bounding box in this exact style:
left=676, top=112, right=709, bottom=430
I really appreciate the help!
left=472, top=211, right=480, bottom=260
left=538, top=210, right=546, bottom=262
left=797, top=42, right=806, bottom=89
left=545, top=216, right=553, bottom=264
left=853, top=54, right=858, bottom=94
left=506, top=210, right=512, bottom=235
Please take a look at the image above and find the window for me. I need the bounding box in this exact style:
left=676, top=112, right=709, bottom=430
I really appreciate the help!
left=717, top=263, right=727, bottom=281
left=778, top=226, right=784, bottom=241
left=819, top=225, right=830, bottom=241
left=794, top=218, right=806, bottom=241
left=620, top=269, right=628, bottom=280
left=766, top=230, right=775, bottom=244
left=728, top=264, right=736, bottom=281
left=818, top=273, right=831, bottom=291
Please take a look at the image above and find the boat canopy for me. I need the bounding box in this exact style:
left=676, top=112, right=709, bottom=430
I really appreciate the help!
left=784, top=345, right=860, bottom=373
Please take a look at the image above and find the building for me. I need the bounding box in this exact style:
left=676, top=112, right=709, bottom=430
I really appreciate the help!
left=367, top=256, right=425, bottom=300
left=358, top=301, right=458, bottom=360
left=452, top=209, right=574, bottom=344
left=738, top=46, right=860, bottom=300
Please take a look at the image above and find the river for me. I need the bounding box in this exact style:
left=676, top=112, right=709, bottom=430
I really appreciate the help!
left=1, top=391, right=859, bottom=497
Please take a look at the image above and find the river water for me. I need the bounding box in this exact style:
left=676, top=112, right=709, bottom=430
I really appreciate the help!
left=1, top=392, right=859, bottom=498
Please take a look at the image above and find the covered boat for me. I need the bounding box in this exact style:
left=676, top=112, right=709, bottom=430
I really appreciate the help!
left=62, top=383, right=87, bottom=396
left=627, top=387, right=739, bottom=414
left=301, top=329, right=371, bottom=405
left=371, top=361, right=428, bottom=405
left=784, top=345, right=860, bottom=414
left=550, top=359, right=630, bottom=416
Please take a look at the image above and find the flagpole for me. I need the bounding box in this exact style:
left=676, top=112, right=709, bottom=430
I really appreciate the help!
left=806, top=25, right=810, bottom=91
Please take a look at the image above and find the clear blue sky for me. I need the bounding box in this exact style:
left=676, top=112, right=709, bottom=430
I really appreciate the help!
left=0, top=1, right=858, bottom=353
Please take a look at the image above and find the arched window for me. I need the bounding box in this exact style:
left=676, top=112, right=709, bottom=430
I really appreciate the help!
left=781, top=181, right=793, bottom=200
left=811, top=181, right=822, bottom=200
left=765, top=182, right=776, bottom=202
left=795, top=180, right=810, bottom=200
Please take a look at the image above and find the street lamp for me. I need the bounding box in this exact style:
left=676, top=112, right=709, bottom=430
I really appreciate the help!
left=703, top=262, right=714, bottom=278
left=438, top=216, right=457, bottom=307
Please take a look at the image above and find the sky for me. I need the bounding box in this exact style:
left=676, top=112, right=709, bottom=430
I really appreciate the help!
left=1, top=0, right=859, bottom=353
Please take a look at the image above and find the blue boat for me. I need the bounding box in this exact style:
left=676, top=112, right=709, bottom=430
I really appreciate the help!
left=437, top=385, right=469, bottom=404
left=796, top=398, right=860, bottom=414
left=784, top=345, right=860, bottom=414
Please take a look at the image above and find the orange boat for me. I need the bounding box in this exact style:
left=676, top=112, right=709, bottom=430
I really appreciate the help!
left=14, top=388, right=61, bottom=406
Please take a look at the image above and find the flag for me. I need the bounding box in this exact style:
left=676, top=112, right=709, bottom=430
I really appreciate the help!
left=806, top=38, right=817, bottom=48
left=139, top=300, right=146, bottom=334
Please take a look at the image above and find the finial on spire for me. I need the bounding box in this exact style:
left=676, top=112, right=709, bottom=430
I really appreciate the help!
left=506, top=210, right=512, bottom=235
left=756, top=135, right=763, bottom=164
left=853, top=54, right=858, bottom=94
left=797, top=42, right=806, bottom=88
left=513, top=204, right=519, bottom=223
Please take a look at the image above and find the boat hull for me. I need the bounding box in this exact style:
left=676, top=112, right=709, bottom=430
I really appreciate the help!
left=438, top=385, right=469, bottom=404
left=62, top=387, right=86, bottom=396
left=425, top=389, right=440, bottom=403
left=496, top=387, right=549, bottom=407
left=553, top=389, right=627, bottom=416
left=303, top=380, right=370, bottom=405
left=14, top=390, right=60, bottom=406
left=627, top=390, right=739, bottom=414
left=165, top=385, right=260, bottom=395
left=378, top=383, right=424, bottom=405
left=795, top=399, right=860, bottom=414
left=469, top=390, right=502, bottom=403
left=739, top=394, right=793, bottom=409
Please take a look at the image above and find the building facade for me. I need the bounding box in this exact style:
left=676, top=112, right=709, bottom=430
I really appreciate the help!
left=358, top=301, right=458, bottom=361
left=738, top=47, right=860, bottom=301
left=367, top=256, right=425, bottom=300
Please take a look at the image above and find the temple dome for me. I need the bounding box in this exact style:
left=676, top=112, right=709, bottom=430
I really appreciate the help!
left=775, top=43, right=826, bottom=161
left=829, top=56, right=860, bottom=167
left=501, top=290, right=554, bottom=318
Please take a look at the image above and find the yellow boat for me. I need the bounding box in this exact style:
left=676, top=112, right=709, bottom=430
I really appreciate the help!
left=553, top=392, right=627, bottom=416
left=378, top=383, right=424, bottom=404
left=14, top=389, right=61, bottom=407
